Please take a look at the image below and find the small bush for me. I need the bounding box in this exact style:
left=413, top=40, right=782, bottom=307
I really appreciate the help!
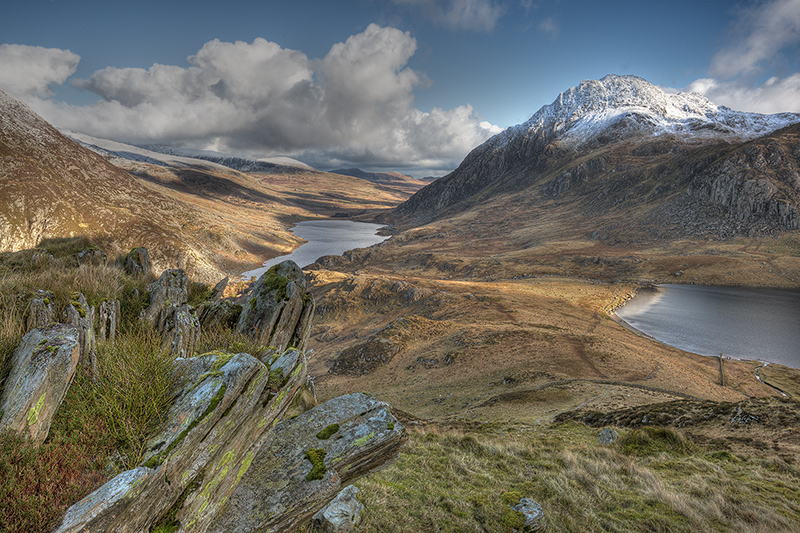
left=92, top=328, right=179, bottom=468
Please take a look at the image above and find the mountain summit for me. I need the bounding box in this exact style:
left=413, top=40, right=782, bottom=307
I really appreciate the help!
left=390, top=74, right=800, bottom=241
left=501, top=74, right=797, bottom=148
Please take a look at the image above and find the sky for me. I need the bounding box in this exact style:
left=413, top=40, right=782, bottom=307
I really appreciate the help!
left=1, top=0, right=799, bottom=177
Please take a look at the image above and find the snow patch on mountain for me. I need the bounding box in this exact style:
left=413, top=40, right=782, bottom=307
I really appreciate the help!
left=494, top=74, right=800, bottom=150
left=144, top=146, right=315, bottom=173
left=61, top=130, right=234, bottom=171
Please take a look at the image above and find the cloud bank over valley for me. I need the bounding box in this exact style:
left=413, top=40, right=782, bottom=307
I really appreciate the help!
left=0, top=25, right=501, bottom=175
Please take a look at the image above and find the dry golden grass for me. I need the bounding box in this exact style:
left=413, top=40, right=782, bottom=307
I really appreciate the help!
left=328, top=422, right=800, bottom=532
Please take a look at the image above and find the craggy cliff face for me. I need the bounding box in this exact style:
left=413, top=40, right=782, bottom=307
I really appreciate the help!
left=391, top=75, right=800, bottom=242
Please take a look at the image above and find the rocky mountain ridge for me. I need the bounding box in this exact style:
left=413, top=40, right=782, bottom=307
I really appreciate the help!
left=390, top=75, right=800, bottom=241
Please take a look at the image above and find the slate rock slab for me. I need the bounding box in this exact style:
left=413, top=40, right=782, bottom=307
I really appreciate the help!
left=0, top=324, right=80, bottom=445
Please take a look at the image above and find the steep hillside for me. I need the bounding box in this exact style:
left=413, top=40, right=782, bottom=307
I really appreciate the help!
left=0, top=90, right=418, bottom=281
left=390, top=75, right=800, bottom=242
left=0, top=89, right=217, bottom=276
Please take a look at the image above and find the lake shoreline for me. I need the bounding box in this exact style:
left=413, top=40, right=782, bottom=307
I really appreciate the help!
left=614, top=283, right=800, bottom=371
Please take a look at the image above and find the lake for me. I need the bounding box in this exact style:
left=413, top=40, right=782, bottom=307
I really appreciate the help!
left=616, top=284, right=800, bottom=368
left=241, top=219, right=389, bottom=279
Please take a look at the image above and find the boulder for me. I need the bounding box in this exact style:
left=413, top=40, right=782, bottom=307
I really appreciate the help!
left=0, top=324, right=80, bottom=445
left=25, top=290, right=55, bottom=331
left=141, top=269, right=201, bottom=357
left=311, top=485, right=365, bottom=533
left=203, top=392, right=406, bottom=533
left=62, top=292, right=96, bottom=375
left=199, top=299, right=243, bottom=330
left=235, top=261, right=315, bottom=354
left=598, top=427, right=619, bottom=445
left=123, top=247, right=151, bottom=276
left=513, top=498, right=545, bottom=531
left=53, top=467, right=161, bottom=533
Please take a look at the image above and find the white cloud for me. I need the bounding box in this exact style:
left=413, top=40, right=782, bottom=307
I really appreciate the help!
left=711, top=0, right=800, bottom=79
left=8, top=26, right=501, bottom=172
left=392, top=0, right=505, bottom=32
left=681, top=0, right=800, bottom=115
left=0, top=44, right=80, bottom=98
left=685, top=75, right=800, bottom=114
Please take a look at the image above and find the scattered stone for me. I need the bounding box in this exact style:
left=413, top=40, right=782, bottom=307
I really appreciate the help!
left=513, top=498, right=545, bottom=531
left=730, top=405, right=760, bottom=425
left=0, top=324, right=80, bottom=445
left=311, top=485, right=365, bottom=533
left=123, top=246, right=151, bottom=276
left=25, top=290, right=55, bottom=331
left=598, top=427, right=619, bottom=445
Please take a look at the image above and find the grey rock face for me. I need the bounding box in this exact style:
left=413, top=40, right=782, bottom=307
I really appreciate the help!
left=199, top=299, right=242, bottom=330
left=311, top=485, right=365, bottom=533
left=0, top=324, right=80, bottom=445
left=236, top=261, right=315, bottom=354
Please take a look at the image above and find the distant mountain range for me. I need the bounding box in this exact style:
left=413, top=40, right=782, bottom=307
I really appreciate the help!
left=391, top=74, right=800, bottom=242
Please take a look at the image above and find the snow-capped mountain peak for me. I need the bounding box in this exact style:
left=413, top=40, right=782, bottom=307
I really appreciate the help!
left=497, top=74, right=799, bottom=148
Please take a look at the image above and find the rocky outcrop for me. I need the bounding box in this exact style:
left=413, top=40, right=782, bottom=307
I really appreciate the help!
left=0, top=324, right=80, bottom=445
left=77, top=247, right=107, bottom=266
left=202, top=392, right=405, bottom=533
left=311, top=485, right=365, bottom=533
left=53, top=348, right=405, bottom=533
left=236, top=261, right=315, bottom=354
left=141, top=269, right=201, bottom=357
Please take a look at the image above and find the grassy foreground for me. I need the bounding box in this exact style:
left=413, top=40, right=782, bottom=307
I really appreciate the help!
left=0, top=238, right=257, bottom=532
left=329, top=421, right=800, bottom=532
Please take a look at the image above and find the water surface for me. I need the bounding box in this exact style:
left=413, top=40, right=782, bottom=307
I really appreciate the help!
left=242, top=220, right=388, bottom=278
left=616, top=284, right=800, bottom=368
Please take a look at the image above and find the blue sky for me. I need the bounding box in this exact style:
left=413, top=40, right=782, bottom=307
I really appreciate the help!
left=1, top=0, right=799, bottom=176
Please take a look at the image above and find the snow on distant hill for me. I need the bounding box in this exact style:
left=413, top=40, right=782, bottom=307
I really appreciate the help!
left=144, top=145, right=315, bottom=173
left=60, top=130, right=316, bottom=174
